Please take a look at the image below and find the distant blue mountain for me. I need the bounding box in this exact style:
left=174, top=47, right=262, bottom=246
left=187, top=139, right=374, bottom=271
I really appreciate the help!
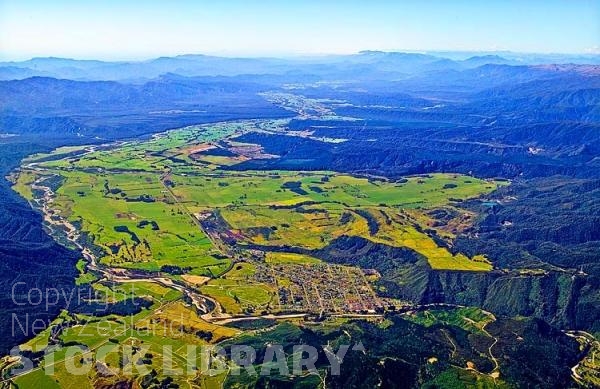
left=2, top=51, right=597, bottom=81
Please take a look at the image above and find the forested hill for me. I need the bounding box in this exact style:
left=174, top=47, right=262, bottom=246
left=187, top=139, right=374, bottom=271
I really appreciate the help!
left=0, top=75, right=293, bottom=140
left=0, top=140, right=79, bottom=355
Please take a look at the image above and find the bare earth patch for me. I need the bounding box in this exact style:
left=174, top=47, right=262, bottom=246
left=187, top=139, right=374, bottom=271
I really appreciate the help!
left=181, top=274, right=211, bottom=286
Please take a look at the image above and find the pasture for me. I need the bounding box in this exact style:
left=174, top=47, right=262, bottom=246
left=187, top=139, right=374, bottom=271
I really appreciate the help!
left=16, top=119, right=501, bottom=294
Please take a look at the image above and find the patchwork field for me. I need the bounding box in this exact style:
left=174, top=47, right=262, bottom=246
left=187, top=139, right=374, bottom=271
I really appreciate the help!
left=8, top=118, right=507, bottom=388
left=9, top=278, right=230, bottom=389
left=15, top=119, right=501, bottom=276
left=200, top=263, right=276, bottom=314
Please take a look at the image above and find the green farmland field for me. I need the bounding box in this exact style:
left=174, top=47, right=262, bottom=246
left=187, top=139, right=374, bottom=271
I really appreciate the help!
left=16, top=120, right=502, bottom=274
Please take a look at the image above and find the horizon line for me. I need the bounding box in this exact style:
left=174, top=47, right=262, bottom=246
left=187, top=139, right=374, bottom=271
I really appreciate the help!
left=2, top=48, right=600, bottom=63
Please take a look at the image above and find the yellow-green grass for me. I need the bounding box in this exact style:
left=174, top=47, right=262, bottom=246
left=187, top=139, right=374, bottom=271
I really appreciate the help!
left=381, top=226, right=491, bottom=271
left=23, top=120, right=500, bottom=280
left=19, top=318, right=62, bottom=352
left=14, top=347, right=184, bottom=389
left=37, top=121, right=248, bottom=173
left=407, top=306, right=494, bottom=334
left=42, top=301, right=226, bottom=387
left=75, top=259, right=98, bottom=285
left=578, top=339, right=600, bottom=387
left=201, top=281, right=275, bottom=314
left=225, top=262, right=258, bottom=278
left=222, top=205, right=491, bottom=271
left=360, top=209, right=493, bottom=271
left=11, top=169, right=39, bottom=200
left=92, top=280, right=182, bottom=304
left=170, top=172, right=501, bottom=210
left=194, top=371, right=229, bottom=389
left=13, top=368, right=62, bottom=389
left=265, top=252, right=322, bottom=265
left=192, top=154, right=246, bottom=167
left=14, top=322, right=211, bottom=389
left=425, top=254, right=492, bottom=271
left=221, top=206, right=368, bottom=249
left=200, top=271, right=276, bottom=315
left=22, top=144, right=90, bottom=164
left=47, top=166, right=494, bottom=272
left=60, top=319, right=127, bottom=348
left=51, top=284, right=180, bottom=351
left=50, top=170, right=225, bottom=273
left=136, top=301, right=239, bottom=342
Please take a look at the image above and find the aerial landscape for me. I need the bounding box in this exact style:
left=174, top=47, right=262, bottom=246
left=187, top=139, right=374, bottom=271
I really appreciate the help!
left=0, top=1, right=599, bottom=388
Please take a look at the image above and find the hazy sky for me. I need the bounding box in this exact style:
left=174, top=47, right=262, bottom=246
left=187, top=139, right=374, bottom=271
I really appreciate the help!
left=0, top=0, right=599, bottom=60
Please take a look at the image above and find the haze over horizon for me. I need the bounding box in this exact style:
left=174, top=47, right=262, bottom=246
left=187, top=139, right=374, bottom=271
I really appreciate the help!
left=1, top=0, right=599, bottom=61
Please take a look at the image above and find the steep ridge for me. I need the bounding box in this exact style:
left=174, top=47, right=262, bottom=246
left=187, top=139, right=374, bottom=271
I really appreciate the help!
left=0, top=141, right=79, bottom=355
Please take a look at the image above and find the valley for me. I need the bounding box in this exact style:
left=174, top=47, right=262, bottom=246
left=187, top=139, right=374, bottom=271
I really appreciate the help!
left=3, top=111, right=514, bottom=387
left=0, top=52, right=598, bottom=388
left=14, top=114, right=500, bottom=312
